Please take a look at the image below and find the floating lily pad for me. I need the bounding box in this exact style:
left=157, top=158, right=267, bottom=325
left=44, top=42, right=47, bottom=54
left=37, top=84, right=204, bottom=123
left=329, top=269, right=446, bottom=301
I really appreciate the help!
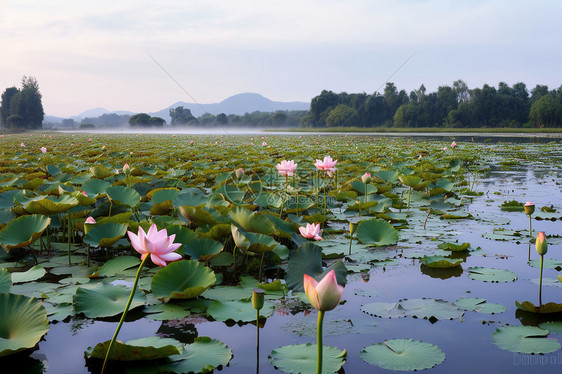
left=538, top=322, right=562, bottom=334
left=437, top=242, right=471, bottom=251
left=131, top=337, right=233, bottom=374
left=421, top=256, right=463, bottom=268
left=143, top=303, right=191, bottom=321
left=0, top=214, right=50, bottom=252
left=269, top=343, right=346, bottom=374
left=151, top=260, right=216, bottom=301
left=106, top=186, right=141, bottom=207
left=360, top=339, right=445, bottom=371
left=361, top=298, right=464, bottom=320
left=84, top=223, right=128, bottom=248
left=10, top=265, right=46, bottom=283
left=74, top=285, right=146, bottom=318
left=455, top=298, right=506, bottom=314
left=86, top=336, right=182, bottom=360
left=356, top=218, right=399, bottom=246
left=467, top=267, right=517, bottom=283
left=0, top=293, right=50, bottom=357
left=527, top=258, right=562, bottom=269
left=491, top=326, right=561, bottom=354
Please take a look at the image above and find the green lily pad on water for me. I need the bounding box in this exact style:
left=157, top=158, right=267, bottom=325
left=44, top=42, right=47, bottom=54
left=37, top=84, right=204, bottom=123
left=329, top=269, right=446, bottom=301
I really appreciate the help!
left=0, top=292, right=50, bottom=357
left=74, top=285, right=146, bottom=318
left=527, top=258, right=562, bottom=269
left=81, top=178, right=111, bottom=196
left=361, top=298, right=464, bottom=321
left=492, top=326, right=561, bottom=354
left=10, top=265, right=46, bottom=283
left=151, top=260, right=216, bottom=301
left=106, top=186, right=141, bottom=208
left=125, top=337, right=233, bottom=374
left=86, top=336, right=182, bottom=361
left=467, top=267, right=517, bottom=283
left=97, top=256, right=140, bottom=277
left=269, top=343, right=346, bottom=374
left=455, top=298, right=506, bottom=314
left=538, top=322, right=562, bottom=334
left=360, top=339, right=445, bottom=371
left=437, top=242, right=472, bottom=251
left=356, top=218, right=399, bottom=246
left=0, top=214, right=50, bottom=252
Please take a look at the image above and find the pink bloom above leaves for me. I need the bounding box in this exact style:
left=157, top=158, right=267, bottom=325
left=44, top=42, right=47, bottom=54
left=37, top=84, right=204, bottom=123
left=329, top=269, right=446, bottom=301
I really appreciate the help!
left=276, top=160, right=297, bottom=177
left=303, top=270, right=344, bottom=311
left=85, top=216, right=96, bottom=224
left=40, top=147, right=47, bottom=153
left=127, top=224, right=182, bottom=267
left=451, top=141, right=457, bottom=148
left=299, top=223, right=322, bottom=241
left=314, top=156, right=337, bottom=177
left=361, top=172, right=371, bottom=184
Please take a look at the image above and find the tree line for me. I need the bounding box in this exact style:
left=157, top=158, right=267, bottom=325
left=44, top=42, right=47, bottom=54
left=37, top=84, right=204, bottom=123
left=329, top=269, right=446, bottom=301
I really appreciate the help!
left=302, top=80, right=562, bottom=128
left=0, top=76, right=44, bottom=129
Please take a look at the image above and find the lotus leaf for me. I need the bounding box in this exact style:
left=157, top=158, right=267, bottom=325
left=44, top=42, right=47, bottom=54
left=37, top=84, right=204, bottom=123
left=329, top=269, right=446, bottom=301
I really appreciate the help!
left=74, top=285, right=146, bottom=318
left=356, top=218, right=399, bottom=246
left=0, top=214, right=50, bottom=252
left=81, top=178, right=111, bottom=196
left=182, top=237, right=223, bottom=260
left=515, top=301, right=562, bottom=314
left=206, top=299, right=275, bottom=322
left=23, top=194, right=78, bottom=215
left=467, top=267, right=517, bottom=282
left=361, top=298, right=464, bottom=320
left=84, top=223, right=128, bottom=248
left=269, top=343, right=346, bottom=374
left=97, top=256, right=140, bottom=277
left=0, top=293, right=49, bottom=357
left=106, top=186, right=141, bottom=207
left=0, top=270, right=11, bottom=292
left=492, top=326, right=560, bottom=354
left=89, top=165, right=113, bottom=179
left=10, top=265, right=46, bottom=283
left=455, top=298, right=506, bottom=314
left=286, top=242, right=347, bottom=292
left=360, top=339, right=445, bottom=371
left=151, top=260, right=216, bottom=300
left=421, top=256, right=463, bottom=268
left=86, top=336, right=182, bottom=360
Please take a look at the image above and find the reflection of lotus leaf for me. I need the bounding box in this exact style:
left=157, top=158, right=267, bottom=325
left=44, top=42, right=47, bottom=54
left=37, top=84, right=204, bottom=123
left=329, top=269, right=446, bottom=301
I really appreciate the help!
left=360, top=339, right=445, bottom=371
left=0, top=214, right=50, bottom=252
left=0, top=293, right=50, bottom=357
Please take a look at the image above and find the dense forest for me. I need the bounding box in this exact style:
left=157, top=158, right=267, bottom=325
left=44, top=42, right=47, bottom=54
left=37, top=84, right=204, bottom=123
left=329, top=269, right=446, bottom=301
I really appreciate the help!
left=302, top=80, right=562, bottom=128
left=0, top=76, right=44, bottom=129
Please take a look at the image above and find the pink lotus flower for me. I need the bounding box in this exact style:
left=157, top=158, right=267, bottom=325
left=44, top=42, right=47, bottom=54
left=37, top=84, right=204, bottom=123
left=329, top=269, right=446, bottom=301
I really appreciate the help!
left=525, top=201, right=534, bottom=206
left=123, top=163, right=131, bottom=175
left=85, top=216, right=96, bottom=224
left=235, top=168, right=244, bottom=179
left=88, top=138, right=92, bottom=142
left=262, top=141, right=267, bottom=146
left=127, top=224, right=182, bottom=267
left=20, top=142, right=25, bottom=147
left=361, top=172, right=371, bottom=184
left=276, top=160, right=297, bottom=177
left=443, top=147, right=447, bottom=150
left=40, top=147, right=47, bottom=153
left=451, top=141, right=457, bottom=148
left=81, top=190, right=88, bottom=197
left=299, top=223, right=322, bottom=241
left=314, top=156, right=337, bottom=177
left=536, top=232, right=548, bottom=256
left=303, top=269, right=344, bottom=311
left=190, top=140, right=194, bottom=144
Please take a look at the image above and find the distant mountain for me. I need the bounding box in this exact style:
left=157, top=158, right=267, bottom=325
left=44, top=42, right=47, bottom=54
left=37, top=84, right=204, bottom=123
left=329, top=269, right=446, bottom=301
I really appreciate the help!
left=45, top=93, right=310, bottom=124
left=149, top=93, right=310, bottom=122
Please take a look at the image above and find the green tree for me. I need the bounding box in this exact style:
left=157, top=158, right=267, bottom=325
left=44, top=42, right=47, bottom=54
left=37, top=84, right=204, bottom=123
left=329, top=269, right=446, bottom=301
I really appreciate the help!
left=129, top=113, right=151, bottom=127
left=325, top=104, right=359, bottom=127
left=216, top=113, right=228, bottom=125
left=148, top=116, right=165, bottom=127
left=0, top=76, right=44, bottom=129
left=169, top=106, right=196, bottom=125
left=529, top=94, right=561, bottom=127
left=0, top=86, right=19, bottom=127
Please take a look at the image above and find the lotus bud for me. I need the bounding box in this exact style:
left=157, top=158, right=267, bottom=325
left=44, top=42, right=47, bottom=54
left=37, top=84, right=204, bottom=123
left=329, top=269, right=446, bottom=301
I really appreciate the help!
left=235, top=168, right=245, bottom=180
left=361, top=172, right=372, bottom=184
left=84, top=216, right=96, bottom=235
left=349, top=222, right=358, bottom=235
left=524, top=201, right=535, bottom=216
left=252, top=288, right=265, bottom=311
left=123, top=163, right=131, bottom=175
left=535, top=232, right=547, bottom=256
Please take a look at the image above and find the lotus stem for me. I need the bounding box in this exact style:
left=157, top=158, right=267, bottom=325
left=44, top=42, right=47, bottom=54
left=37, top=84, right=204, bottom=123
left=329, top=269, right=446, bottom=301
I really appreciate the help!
left=539, top=255, right=544, bottom=307
left=323, top=175, right=327, bottom=215
left=316, top=310, right=325, bottom=374
left=279, top=175, right=288, bottom=216
left=364, top=182, right=368, bottom=204
left=407, top=186, right=412, bottom=209
left=528, top=215, right=533, bottom=237
left=348, top=233, right=353, bottom=256
left=233, top=246, right=238, bottom=279
left=101, top=255, right=149, bottom=374
left=315, top=171, right=319, bottom=211
left=528, top=244, right=531, bottom=262
left=424, top=209, right=430, bottom=230
left=256, top=309, right=260, bottom=374
left=294, top=175, right=299, bottom=216
left=258, top=252, right=265, bottom=283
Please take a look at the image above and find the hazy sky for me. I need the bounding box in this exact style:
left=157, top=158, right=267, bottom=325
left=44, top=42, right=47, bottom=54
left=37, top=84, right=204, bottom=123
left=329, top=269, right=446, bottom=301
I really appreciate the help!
left=2, top=0, right=561, bottom=117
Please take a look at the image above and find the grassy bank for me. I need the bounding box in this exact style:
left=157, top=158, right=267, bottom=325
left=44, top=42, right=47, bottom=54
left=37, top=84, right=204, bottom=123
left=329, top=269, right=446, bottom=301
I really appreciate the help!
left=266, top=126, right=562, bottom=134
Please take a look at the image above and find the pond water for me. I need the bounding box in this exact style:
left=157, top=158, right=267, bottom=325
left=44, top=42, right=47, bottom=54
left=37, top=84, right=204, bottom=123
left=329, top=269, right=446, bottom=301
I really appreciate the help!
left=2, top=134, right=562, bottom=374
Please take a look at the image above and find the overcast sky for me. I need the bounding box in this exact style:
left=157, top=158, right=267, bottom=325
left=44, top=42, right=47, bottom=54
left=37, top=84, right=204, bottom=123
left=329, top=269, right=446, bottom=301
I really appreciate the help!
left=2, top=0, right=561, bottom=117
